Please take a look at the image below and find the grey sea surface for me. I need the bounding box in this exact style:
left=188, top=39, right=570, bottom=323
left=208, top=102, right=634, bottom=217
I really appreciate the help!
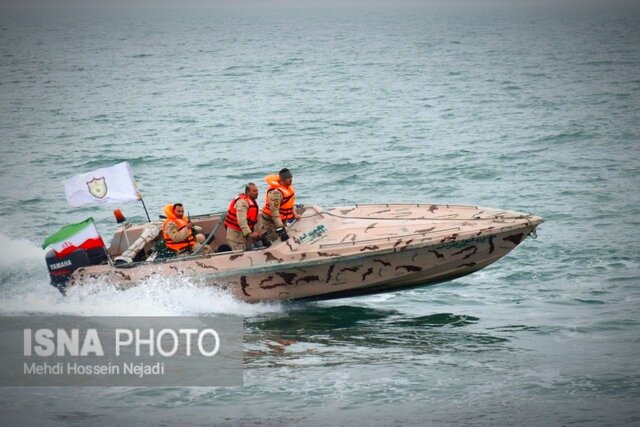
left=1, top=5, right=639, bottom=426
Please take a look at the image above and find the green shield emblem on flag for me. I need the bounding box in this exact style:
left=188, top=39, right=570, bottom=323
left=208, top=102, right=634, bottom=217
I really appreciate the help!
left=87, top=177, right=108, bottom=199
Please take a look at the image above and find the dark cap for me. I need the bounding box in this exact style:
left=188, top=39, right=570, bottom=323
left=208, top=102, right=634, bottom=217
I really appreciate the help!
left=279, top=168, right=293, bottom=180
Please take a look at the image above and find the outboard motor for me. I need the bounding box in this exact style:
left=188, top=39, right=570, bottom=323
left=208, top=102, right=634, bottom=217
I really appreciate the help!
left=45, top=247, right=108, bottom=294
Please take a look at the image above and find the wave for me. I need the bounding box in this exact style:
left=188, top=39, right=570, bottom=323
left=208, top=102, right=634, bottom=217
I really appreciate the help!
left=534, top=130, right=595, bottom=144
left=0, top=234, right=283, bottom=317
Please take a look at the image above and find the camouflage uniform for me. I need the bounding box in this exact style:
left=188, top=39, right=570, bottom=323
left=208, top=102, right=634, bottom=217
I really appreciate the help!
left=259, top=189, right=287, bottom=240
left=164, top=222, right=210, bottom=255
left=226, top=198, right=254, bottom=251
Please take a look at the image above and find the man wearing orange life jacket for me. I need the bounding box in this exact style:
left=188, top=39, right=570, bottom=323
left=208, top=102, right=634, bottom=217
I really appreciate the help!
left=162, top=203, right=210, bottom=255
left=260, top=168, right=297, bottom=242
left=224, top=183, right=261, bottom=251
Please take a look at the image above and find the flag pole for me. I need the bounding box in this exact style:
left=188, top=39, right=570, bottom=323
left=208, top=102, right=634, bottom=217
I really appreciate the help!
left=138, top=193, right=151, bottom=222
left=103, top=246, right=114, bottom=266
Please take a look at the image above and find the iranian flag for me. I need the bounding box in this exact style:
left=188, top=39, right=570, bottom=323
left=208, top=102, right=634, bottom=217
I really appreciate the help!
left=42, top=218, right=105, bottom=258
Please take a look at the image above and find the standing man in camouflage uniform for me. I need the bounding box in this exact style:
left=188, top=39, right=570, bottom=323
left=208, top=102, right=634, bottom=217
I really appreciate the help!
left=260, top=168, right=297, bottom=242
left=224, top=183, right=261, bottom=251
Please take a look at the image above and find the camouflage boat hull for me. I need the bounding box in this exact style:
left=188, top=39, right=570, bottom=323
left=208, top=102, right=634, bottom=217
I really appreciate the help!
left=67, top=204, right=543, bottom=302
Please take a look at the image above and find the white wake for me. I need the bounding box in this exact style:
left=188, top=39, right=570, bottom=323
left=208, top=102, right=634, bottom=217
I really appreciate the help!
left=0, top=233, right=284, bottom=317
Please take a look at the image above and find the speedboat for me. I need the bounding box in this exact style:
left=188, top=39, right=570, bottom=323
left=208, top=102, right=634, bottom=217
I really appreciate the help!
left=49, top=203, right=542, bottom=302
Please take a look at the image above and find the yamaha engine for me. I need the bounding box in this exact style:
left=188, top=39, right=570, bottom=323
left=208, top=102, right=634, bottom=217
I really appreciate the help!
left=45, top=248, right=108, bottom=294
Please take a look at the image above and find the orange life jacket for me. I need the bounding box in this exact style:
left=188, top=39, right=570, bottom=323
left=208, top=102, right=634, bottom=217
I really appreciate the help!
left=225, top=194, right=259, bottom=233
left=162, top=204, right=196, bottom=252
left=262, top=174, right=296, bottom=221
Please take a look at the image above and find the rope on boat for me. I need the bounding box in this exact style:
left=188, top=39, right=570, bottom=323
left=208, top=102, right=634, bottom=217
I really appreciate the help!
left=299, top=209, right=535, bottom=222
left=192, top=213, right=226, bottom=256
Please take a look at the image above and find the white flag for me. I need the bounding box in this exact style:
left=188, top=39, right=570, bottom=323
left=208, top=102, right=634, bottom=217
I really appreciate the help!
left=63, top=162, right=139, bottom=207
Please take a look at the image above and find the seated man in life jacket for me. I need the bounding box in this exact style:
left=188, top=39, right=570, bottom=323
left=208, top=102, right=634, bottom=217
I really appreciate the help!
left=224, top=183, right=262, bottom=251
left=162, top=203, right=211, bottom=255
left=259, top=168, right=297, bottom=242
